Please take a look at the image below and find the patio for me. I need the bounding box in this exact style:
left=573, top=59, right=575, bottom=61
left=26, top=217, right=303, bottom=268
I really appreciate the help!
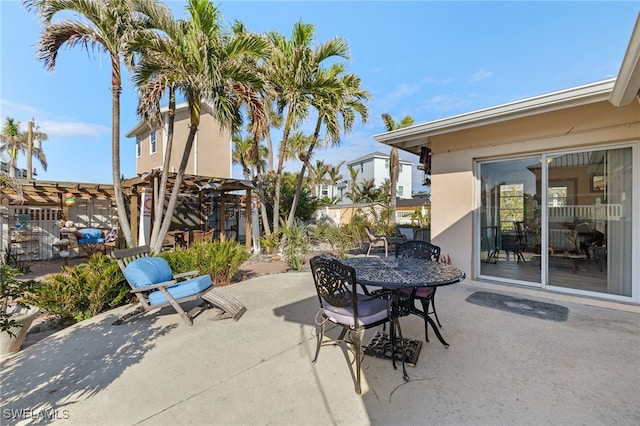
left=1, top=270, right=638, bottom=425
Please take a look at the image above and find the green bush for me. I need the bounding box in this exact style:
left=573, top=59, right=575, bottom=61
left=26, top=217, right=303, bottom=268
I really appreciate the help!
left=281, top=223, right=310, bottom=271
left=314, top=221, right=357, bottom=259
left=22, top=253, right=129, bottom=323
left=160, top=240, right=250, bottom=286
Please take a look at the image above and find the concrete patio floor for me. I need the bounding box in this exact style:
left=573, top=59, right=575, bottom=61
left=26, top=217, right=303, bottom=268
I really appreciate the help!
left=1, top=271, right=639, bottom=425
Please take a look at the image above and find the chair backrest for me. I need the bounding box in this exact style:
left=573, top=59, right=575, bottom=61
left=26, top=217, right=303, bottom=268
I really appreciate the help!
left=124, top=257, right=173, bottom=288
left=396, top=225, right=415, bottom=241
left=396, top=240, right=440, bottom=262
left=191, top=230, right=205, bottom=244
left=310, top=256, right=359, bottom=316
left=203, top=229, right=215, bottom=242
left=363, top=226, right=376, bottom=242
left=413, top=227, right=431, bottom=242
left=112, top=245, right=152, bottom=272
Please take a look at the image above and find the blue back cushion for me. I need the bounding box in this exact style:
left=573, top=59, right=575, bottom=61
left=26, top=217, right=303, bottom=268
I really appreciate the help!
left=124, top=257, right=173, bottom=288
left=76, top=228, right=105, bottom=244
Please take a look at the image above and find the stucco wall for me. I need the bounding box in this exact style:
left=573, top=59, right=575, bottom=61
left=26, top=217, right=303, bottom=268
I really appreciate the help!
left=430, top=100, right=640, bottom=280
left=133, top=108, right=232, bottom=178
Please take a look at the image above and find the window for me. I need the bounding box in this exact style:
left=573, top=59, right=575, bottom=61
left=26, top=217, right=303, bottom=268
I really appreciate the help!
left=136, top=137, right=141, bottom=157
left=321, top=185, right=328, bottom=196
left=385, top=159, right=389, bottom=169
left=150, top=131, right=157, bottom=154
left=398, top=186, right=404, bottom=197
left=548, top=186, right=567, bottom=207
left=499, top=183, right=524, bottom=232
left=399, top=164, right=404, bottom=173
left=360, top=163, right=364, bottom=173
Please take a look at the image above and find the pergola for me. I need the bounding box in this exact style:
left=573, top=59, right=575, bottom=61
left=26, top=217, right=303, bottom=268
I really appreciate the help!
left=121, top=171, right=255, bottom=250
left=1, top=172, right=255, bottom=251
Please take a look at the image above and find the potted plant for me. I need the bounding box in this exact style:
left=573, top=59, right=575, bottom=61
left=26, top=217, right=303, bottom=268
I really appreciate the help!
left=1, top=264, right=39, bottom=356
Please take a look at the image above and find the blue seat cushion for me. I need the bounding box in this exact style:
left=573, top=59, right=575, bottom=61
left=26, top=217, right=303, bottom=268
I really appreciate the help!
left=124, top=257, right=173, bottom=288
left=148, top=274, right=212, bottom=306
left=322, top=293, right=388, bottom=327
left=76, top=228, right=105, bottom=244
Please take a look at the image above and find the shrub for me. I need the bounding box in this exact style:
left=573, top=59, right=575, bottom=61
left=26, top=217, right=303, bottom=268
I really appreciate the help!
left=281, top=223, right=310, bottom=271
left=160, top=240, right=250, bottom=286
left=22, top=253, right=129, bottom=323
left=259, top=231, right=281, bottom=255
left=314, top=221, right=357, bottom=259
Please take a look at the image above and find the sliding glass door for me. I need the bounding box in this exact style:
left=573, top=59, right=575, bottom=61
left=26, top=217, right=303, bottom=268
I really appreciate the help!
left=479, top=157, right=542, bottom=284
left=478, top=146, right=634, bottom=298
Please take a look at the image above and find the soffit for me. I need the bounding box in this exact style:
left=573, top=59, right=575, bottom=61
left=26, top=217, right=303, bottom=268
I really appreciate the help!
left=374, top=79, right=616, bottom=156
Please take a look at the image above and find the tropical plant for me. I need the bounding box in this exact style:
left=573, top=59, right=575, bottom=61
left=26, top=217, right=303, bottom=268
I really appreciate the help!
left=0, top=264, right=38, bottom=336
left=130, top=0, right=269, bottom=254
left=159, top=240, right=250, bottom=286
left=286, top=66, right=369, bottom=228
left=23, top=0, right=167, bottom=247
left=264, top=21, right=351, bottom=235
left=232, top=133, right=267, bottom=181
left=409, top=209, right=430, bottom=228
left=314, top=221, right=357, bottom=259
left=381, top=113, right=414, bottom=225
left=22, top=253, right=129, bottom=323
left=259, top=231, right=281, bottom=255
left=1, top=117, right=48, bottom=179
left=280, top=223, right=310, bottom=271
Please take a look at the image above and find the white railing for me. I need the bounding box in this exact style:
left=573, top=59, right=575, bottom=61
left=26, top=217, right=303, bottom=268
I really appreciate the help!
left=548, top=203, right=622, bottom=222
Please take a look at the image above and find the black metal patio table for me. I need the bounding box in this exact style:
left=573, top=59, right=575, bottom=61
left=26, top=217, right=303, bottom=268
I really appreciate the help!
left=339, top=256, right=466, bottom=380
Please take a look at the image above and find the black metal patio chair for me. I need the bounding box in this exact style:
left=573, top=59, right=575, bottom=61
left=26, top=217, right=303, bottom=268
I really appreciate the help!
left=395, top=240, right=442, bottom=342
left=310, top=256, right=390, bottom=394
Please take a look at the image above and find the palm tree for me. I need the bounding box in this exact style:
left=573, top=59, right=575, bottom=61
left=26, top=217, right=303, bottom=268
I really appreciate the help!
left=23, top=0, right=164, bottom=246
left=1, top=117, right=48, bottom=179
left=285, top=65, right=369, bottom=228
left=264, top=21, right=350, bottom=234
left=381, top=113, right=414, bottom=224
left=233, top=133, right=266, bottom=180
left=310, top=159, right=329, bottom=197
left=131, top=0, right=269, bottom=253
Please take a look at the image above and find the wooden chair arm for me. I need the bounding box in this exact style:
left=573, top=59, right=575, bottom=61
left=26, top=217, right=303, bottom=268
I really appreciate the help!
left=130, top=279, right=178, bottom=293
left=174, top=270, right=199, bottom=280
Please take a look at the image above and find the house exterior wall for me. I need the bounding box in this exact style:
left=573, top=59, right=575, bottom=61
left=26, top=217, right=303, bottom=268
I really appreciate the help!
left=346, top=153, right=413, bottom=199
left=131, top=106, right=232, bottom=178
left=429, top=101, right=639, bottom=294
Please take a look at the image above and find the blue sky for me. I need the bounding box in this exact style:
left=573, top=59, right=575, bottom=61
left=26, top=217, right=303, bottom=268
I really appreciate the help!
left=1, top=1, right=638, bottom=193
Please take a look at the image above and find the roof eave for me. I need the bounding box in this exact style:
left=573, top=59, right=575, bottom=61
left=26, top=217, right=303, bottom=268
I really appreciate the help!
left=374, top=79, right=615, bottom=149
left=610, top=14, right=640, bottom=107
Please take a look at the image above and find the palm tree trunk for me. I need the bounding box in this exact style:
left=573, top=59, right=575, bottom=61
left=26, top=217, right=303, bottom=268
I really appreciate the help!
left=149, top=87, right=176, bottom=250
left=272, top=111, right=294, bottom=234
left=111, top=60, right=134, bottom=247
left=150, top=102, right=201, bottom=254
left=286, top=118, right=321, bottom=228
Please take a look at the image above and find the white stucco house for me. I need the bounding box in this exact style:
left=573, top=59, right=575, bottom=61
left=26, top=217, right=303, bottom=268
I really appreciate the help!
left=375, top=15, right=640, bottom=305
left=346, top=151, right=413, bottom=200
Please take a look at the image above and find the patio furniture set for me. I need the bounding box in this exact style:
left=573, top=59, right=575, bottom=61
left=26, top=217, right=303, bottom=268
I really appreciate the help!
left=310, top=241, right=466, bottom=394
left=111, top=238, right=465, bottom=395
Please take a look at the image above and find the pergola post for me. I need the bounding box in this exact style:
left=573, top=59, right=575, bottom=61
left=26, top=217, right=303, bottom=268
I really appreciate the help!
left=245, top=189, right=251, bottom=251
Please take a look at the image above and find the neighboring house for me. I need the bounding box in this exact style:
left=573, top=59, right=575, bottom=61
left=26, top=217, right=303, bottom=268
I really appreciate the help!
left=374, top=16, right=640, bottom=305
left=125, top=102, right=233, bottom=178
left=0, top=162, right=28, bottom=179
left=344, top=151, right=413, bottom=201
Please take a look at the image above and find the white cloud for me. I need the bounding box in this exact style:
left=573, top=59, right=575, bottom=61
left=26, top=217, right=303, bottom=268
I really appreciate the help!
left=372, top=83, right=422, bottom=112
left=37, top=120, right=110, bottom=138
left=0, top=99, right=39, bottom=116
left=419, top=94, right=472, bottom=113
left=468, top=68, right=493, bottom=83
